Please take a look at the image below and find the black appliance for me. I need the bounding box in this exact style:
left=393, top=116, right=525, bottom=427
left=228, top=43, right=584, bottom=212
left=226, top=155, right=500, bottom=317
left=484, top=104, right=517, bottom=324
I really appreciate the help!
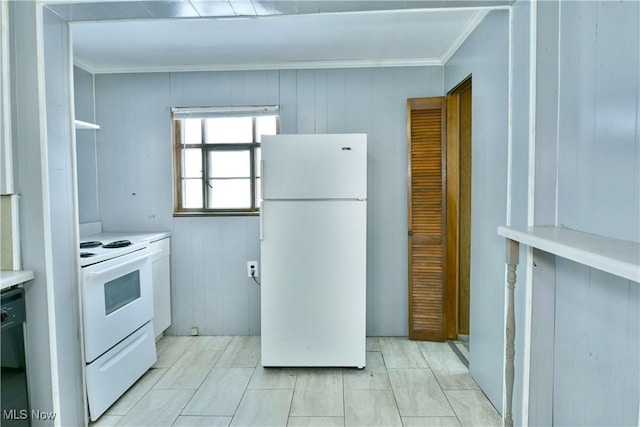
left=1, top=287, right=29, bottom=426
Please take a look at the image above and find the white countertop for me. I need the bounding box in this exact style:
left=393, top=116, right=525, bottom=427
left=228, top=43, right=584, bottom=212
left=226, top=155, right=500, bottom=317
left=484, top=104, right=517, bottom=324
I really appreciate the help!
left=80, top=231, right=170, bottom=243
left=1, top=270, right=34, bottom=291
left=498, top=226, right=640, bottom=283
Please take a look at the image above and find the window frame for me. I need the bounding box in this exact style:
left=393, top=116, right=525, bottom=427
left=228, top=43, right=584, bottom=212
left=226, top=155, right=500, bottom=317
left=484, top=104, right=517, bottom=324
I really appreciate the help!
left=172, top=107, right=278, bottom=216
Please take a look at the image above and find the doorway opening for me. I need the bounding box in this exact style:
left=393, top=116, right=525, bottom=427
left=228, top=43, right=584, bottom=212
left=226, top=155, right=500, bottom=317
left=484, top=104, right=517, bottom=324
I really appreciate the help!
left=406, top=76, right=472, bottom=362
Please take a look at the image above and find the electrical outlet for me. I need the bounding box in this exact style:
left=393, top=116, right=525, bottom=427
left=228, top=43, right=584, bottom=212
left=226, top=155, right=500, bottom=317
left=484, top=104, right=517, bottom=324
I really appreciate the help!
left=247, top=261, right=259, bottom=278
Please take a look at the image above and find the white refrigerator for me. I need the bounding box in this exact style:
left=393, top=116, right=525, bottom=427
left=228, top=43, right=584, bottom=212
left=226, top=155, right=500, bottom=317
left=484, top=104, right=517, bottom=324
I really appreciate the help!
left=260, top=134, right=367, bottom=368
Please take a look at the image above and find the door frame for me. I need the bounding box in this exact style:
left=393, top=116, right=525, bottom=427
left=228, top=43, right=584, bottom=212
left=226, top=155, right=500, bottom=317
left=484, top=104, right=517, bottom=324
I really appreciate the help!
left=445, top=75, right=472, bottom=339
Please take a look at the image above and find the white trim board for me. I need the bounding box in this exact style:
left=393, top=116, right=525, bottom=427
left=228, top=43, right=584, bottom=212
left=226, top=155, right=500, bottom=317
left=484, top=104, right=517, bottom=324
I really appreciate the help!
left=498, top=226, right=640, bottom=283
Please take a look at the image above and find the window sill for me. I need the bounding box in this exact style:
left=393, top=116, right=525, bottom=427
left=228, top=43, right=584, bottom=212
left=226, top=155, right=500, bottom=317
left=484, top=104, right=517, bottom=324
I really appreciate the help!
left=173, top=211, right=260, bottom=218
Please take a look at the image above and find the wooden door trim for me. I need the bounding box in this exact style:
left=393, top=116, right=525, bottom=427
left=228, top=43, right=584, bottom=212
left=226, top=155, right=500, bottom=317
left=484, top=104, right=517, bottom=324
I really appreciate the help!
left=445, top=76, right=472, bottom=339
left=407, top=96, right=447, bottom=341
left=445, top=93, right=460, bottom=339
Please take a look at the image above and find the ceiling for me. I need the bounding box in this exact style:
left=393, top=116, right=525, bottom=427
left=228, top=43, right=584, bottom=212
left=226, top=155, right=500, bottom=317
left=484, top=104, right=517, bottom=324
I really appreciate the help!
left=45, top=1, right=511, bottom=74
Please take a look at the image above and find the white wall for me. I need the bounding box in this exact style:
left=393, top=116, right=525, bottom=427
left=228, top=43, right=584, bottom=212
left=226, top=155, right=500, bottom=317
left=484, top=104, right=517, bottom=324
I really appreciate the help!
left=501, top=1, right=639, bottom=425
left=10, top=3, right=85, bottom=426
left=0, top=0, right=10, bottom=195
left=9, top=2, right=55, bottom=422
left=508, top=1, right=531, bottom=424
left=91, top=67, right=443, bottom=336
left=551, top=1, right=639, bottom=424
left=74, top=66, right=99, bottom=223
left=443, top=10, right=510, bottom=413
left=42, top=8, right=85, bottom=426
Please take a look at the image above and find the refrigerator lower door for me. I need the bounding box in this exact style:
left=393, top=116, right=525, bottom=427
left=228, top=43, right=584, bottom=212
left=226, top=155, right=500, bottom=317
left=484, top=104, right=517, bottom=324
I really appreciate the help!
left=261, top=200, right=366, bottom=368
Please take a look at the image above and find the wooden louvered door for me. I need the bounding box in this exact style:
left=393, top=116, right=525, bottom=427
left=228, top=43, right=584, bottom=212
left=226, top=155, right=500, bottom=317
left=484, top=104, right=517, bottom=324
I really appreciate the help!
left=407, top=97, right=447, bottom=341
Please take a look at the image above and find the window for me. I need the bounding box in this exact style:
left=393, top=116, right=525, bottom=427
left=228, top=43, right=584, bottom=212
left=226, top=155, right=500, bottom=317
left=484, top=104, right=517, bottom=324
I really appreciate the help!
left=172, top=106, right=279, bottom=215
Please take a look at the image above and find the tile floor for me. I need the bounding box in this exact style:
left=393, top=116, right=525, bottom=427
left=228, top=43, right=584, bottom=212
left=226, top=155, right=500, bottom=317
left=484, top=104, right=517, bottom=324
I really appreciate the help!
left=91, top=336, right=502, bottom=427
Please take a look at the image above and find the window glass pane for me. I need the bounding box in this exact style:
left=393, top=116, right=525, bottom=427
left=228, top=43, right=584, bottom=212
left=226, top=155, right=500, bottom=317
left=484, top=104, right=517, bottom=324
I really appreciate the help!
left=256, top=116, right=277, bottom=142
left=182, top=179, right=203, bottom=208
left=205, top=117, right=253, bottom=143
left=104, top=271, right=140, bottom=315
left=183, top=119, right=202, bottom=144
left=182, top=148, right=202, bottom=178
left=207, top=179, right=251, bottom=209
left=208, top=150, right=250, bottom=178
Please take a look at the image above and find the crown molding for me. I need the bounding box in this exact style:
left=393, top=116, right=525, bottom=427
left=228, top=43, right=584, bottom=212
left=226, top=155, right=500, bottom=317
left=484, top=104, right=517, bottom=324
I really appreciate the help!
left=440, top=9, right=491, bottom=65
left=72, top=57, right=97, bottom=74
left=77, top=57, right=443, bottom=74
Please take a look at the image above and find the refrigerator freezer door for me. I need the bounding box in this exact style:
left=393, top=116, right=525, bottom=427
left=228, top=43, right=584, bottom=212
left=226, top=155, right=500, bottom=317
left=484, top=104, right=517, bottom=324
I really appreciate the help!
left=261, top=200, right=366, bottom=367
left=261, top=134, right=367, bottom=200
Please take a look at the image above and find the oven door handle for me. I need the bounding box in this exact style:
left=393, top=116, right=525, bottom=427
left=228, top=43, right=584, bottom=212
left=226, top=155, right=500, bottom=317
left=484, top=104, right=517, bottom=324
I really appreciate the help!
left=84, top=251, right=150, bottom=277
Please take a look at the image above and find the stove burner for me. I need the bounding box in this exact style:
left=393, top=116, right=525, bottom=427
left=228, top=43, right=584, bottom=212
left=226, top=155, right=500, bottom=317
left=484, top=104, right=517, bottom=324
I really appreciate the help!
left=80, top=252, right=96, bottom=258
left=102, top=240, right=132, bottom=249
left=80, top=241, right=102, bottom=249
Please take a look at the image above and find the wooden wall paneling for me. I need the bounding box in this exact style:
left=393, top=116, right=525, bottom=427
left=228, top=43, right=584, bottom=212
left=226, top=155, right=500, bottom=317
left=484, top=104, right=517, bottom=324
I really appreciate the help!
left=295, top=70, right=316, bottom=133
left=95, top=67, right=443, bottom=339
left=169, top=218, right=195, bottom=335
left=202, top=220, right=224, bottom=335
left=589, top=0, right=640, bottom=240
left=246, top=217, right=262, bottom=335
left=526, top=250, right=556, bottom=426
left=558, top=1, right=640, bottom=241
left=220, top=217, right=251, bottom=335
left=551, top=261, right=592, bottom=426
left=555, top=1, right=596, bottom=235
left=135, top=73, right=173, bottom=230
left=533, top=0, right=560, bottom=225
left=388, top=68, right=411, bottom=336
left=553, top=260, right=639, bottom=425
left=95, top=74, right=126, bottom=227
left=344, top=68, right=374, bottom=135
left=0, top=0, right=7, bottom=195
left=326, top=70, right=347, bottom=133
left=509, top=3, right=531, bottom=423
left=552, top=2, right=639, bottom=424
left=265, top=70, right=281, bottom=107
left=368, top=68, right=397, bottom=336
left=11, top=2, right=56, bottom=417
left=525, top=3, right=561, bottom=424
left=230, top=71, right=245, bottom=105
left=190, top=219, right=207, bottom=335
left=443, top=10, right=509, bottom=411
left=74, top=67, right=99, bottom=223
left=279, top=70, right=298, bottom=134
left=582, top=270, right=638, bottom=424
left=314, top=70, right=329, bottom=134
left=239, top=71, right=266, bottom=105
left=43, top=8, right=85, bottom=425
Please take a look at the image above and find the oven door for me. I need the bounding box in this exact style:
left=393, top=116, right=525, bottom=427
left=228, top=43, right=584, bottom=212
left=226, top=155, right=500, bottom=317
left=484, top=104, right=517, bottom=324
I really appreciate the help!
left=81, top=249, right=153, bottom=363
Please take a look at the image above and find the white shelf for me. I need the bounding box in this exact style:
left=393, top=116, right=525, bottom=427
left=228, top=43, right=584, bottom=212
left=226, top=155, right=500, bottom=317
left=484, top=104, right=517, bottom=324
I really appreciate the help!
left=0, top=270, right=34, bottom=291
left=74, top=119, right=100, bottom=130
left=498, top=226, right=640, bottom=283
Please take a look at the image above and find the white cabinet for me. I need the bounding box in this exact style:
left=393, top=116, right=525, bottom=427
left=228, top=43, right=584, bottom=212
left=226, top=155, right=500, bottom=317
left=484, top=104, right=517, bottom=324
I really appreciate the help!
left=150, top=237, right=171, bottom=338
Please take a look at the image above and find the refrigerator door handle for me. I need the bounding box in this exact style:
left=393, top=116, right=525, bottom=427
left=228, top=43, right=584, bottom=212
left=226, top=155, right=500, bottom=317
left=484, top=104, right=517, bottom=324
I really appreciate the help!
left=260, top=160, right=264, bottom=200
left=260, top=201, right=264, bottom=241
